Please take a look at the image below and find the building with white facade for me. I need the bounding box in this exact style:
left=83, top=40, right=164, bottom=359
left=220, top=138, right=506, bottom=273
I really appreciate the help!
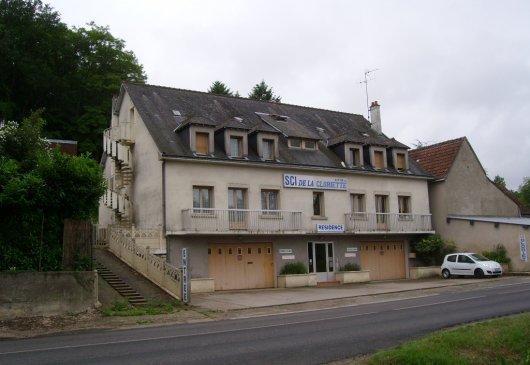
left=99, top=83, right=434, bottom=291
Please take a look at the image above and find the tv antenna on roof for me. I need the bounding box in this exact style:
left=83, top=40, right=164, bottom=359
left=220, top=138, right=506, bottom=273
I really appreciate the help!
left=360, top=68, right=379, bottom=120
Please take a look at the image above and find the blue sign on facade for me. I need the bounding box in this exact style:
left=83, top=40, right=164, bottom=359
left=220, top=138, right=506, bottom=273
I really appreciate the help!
left=284, top=174, right=347, bottom=190
left=316, top=223, right=345, bottom=233
left=521, top=235, right=528, bottom=262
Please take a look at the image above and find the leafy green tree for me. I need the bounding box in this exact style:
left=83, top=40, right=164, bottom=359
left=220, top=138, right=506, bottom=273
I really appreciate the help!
left=493, top=175, right=507, bottom=189
left=248, top=80, right=281, bottom=102
left=517, top=177, right=530, bottom=209
left=0, top=0, right=146, bottom=159
left=0, top=113, right=104, bottom=271
left=207, top=80, right=234, bottom=96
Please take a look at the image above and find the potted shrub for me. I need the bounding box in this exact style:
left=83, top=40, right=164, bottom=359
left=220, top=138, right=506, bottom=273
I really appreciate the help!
left=277, top=262, right=316, bottom=288
left=336, top=262, right=370, bottom=284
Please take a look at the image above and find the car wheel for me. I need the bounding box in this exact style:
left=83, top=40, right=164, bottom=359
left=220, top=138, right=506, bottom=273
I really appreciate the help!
left=474, top=268, right=485, bottom=278
left=442, top=269, right=451, bottom=279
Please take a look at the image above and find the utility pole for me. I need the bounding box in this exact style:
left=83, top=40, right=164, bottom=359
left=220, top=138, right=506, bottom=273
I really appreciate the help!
left=360, top=68, right=379, bottom=120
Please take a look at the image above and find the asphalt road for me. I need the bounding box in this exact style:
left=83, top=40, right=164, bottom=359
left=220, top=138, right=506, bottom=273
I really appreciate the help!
left=1, top=279, right=530, bottom=365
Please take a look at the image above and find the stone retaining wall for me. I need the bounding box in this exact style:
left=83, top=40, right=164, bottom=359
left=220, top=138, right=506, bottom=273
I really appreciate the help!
left=0, top=271, right=98, bottom=319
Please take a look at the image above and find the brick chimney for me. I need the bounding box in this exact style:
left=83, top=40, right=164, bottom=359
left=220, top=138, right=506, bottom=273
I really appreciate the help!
left=369, top=101, right=382, bottom=134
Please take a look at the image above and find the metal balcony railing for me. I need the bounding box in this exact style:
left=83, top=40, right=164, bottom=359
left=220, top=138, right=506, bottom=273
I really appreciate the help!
left=181, top=208, right=303, bottom=233
left=344, top=212, right=433, bottom=233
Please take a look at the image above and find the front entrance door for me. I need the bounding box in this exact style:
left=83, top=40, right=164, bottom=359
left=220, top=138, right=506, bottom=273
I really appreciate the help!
left=308, top=242, right=335, bottom=282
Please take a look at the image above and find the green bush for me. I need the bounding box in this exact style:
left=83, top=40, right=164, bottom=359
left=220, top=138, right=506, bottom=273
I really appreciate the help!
left=279, top=261, right=308, bottom=275
left=340, top=262, right=361, bottom=271
left=412, top=234, right=456, bottom=266
left=482, top=244, right=511, bottom=264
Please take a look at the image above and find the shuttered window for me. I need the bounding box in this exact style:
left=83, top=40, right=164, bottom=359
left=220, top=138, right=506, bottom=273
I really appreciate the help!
left=196, top=132, right=209, bottom=155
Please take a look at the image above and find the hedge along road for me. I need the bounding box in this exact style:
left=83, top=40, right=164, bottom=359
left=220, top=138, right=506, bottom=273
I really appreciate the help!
left=1, top=278, right=530, bottom=365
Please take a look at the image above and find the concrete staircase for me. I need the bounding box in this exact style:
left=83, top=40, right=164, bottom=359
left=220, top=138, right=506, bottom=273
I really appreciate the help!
left=94, top=260, right=148, bottom=305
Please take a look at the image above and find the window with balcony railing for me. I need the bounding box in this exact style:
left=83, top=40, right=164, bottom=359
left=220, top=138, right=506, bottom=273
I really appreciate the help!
left=193, top=186, right=213, bottom=214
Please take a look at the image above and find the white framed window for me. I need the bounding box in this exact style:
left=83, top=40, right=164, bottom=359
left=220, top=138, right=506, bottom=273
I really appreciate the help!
left=262, top=139, right=275, bottom=160
left=351, top=148, right=362, bottom=167
left=193, top=186, right=213, bottom=213
left=351, top=193, right=366, bottom=219
left=398, top=195, right=413, bottom=220
left=229, top=136, right=243, bottom=157
left=261, top=190, right=279, bottom=211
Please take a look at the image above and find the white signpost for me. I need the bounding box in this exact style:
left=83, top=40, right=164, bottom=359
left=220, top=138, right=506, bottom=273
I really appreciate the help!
left=182, top=248, right=190, bottom=304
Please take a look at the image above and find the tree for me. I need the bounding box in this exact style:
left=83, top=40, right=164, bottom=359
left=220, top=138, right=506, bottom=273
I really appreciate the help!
left=0, top=112, right=104, bottom=271
left=248, top=80, right=281, bottom=102
left=207, top=81, right=234, bottom=96
left=517, top=177, right=530, bottom=209
left=0, top=0, right=146, bottom=158
left=493, top=175, right=507, bottom=189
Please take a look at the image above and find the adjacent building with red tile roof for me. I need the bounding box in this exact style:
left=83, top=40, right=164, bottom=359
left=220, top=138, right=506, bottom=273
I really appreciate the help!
left=410, top=137, right=530, bottom=272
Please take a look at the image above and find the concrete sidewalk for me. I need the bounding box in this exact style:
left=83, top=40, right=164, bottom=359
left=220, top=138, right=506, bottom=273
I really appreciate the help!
left=190, top=277, right=509, bottom=311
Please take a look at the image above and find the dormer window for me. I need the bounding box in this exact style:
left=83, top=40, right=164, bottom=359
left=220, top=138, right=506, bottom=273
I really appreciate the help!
left=230, top=136, right=243, bottom=157
left=394, top=150, right=408, bottom=171
left=190, top=126, right=214, bottom=156
left=374, top=150, right=384, bottom=169
left=351, top=148, right=361, bottom=166
left=371, top=147, right=387, bottom=169
left=196, top=132, right=209, bottom=155
left=288, top=138, right=317, bottom=150
left=263, top=139, right=274, bottom=160
left=345, top=145, right=363, bottom=167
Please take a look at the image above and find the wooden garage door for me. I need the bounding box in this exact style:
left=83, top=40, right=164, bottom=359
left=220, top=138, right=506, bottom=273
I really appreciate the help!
left=360, top=242, right=405, bottom=281
left=208, top=243, right=274, bottom=290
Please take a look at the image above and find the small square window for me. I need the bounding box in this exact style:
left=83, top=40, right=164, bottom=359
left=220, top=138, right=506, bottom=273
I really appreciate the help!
left=267, top=247, right=272, bottom=254
left=218, top=248, right=222, bottom=255
left=289, top=138, right=301, bottom=148
left=304, top=140, right=316, bottom=150
left=237, top=247, right=242, bottom=255
left=228, top=248, right=233, bottom=255
left=258, top=248, right=262, bottom=254
left=248, top=247, right=252, bottom=254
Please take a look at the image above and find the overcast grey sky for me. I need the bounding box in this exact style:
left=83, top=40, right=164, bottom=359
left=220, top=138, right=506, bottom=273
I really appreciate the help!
left=47, top=0, right=530, bottom=190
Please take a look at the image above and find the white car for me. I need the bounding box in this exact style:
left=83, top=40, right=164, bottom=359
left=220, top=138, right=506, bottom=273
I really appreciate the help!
left=441, top=253, right=502, bottom=279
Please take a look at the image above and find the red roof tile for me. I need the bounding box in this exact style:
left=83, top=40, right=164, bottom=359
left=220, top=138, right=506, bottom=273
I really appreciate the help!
left=409, top=137, right=465, bottom=179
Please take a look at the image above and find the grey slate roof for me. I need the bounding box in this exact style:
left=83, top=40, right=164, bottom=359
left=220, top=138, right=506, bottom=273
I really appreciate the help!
left=122, top=83, right=429, bottom=177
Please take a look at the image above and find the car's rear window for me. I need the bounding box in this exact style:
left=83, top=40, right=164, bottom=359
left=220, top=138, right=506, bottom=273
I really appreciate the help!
left=446, top=254, right=457, bottom=262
